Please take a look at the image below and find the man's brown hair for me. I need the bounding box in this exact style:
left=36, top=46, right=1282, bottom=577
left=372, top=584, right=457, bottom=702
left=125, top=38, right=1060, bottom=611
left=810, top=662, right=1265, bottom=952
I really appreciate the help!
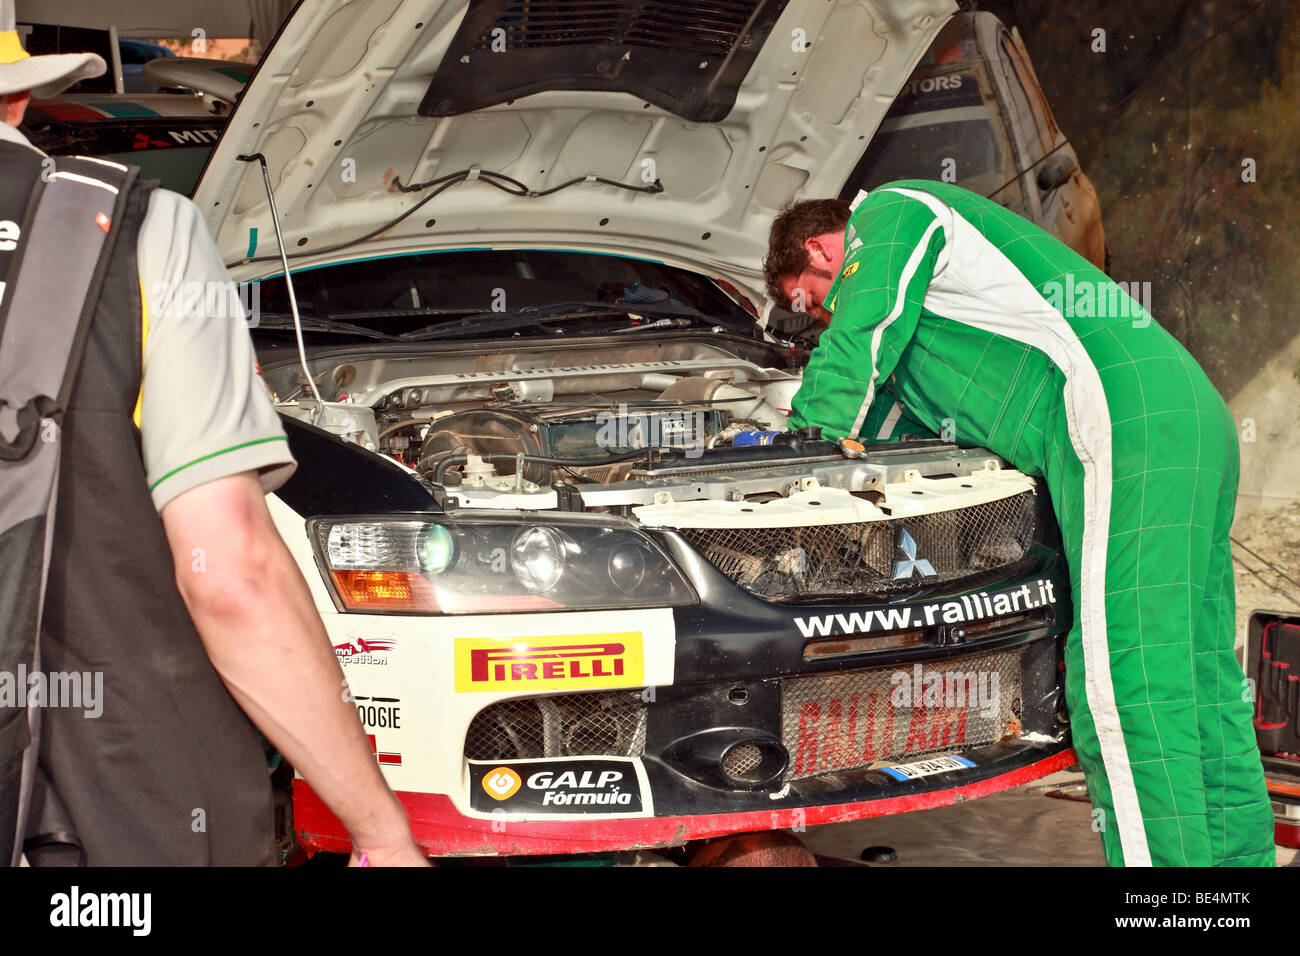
left=763, top=198, right=852, bottom=309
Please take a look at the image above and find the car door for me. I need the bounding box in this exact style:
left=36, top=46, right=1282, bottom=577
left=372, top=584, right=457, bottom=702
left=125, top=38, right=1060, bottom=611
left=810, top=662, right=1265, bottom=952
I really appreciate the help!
left=978, top=16, right=1048, bottom=224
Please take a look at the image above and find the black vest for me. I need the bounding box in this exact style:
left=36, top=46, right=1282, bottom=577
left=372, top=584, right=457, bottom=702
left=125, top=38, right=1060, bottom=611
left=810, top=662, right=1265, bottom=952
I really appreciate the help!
left=2, top=140, right=275, bottom=865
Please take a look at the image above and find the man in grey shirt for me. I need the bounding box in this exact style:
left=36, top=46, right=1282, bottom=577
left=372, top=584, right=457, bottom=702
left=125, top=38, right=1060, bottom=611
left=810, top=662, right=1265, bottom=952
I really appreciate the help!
left=0, top=8, right=424, bottom=865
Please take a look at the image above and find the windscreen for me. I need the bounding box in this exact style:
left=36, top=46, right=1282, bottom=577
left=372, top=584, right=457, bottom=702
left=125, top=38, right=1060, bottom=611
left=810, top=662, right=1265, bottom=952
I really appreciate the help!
left=253, top=249, right=753, bottom=337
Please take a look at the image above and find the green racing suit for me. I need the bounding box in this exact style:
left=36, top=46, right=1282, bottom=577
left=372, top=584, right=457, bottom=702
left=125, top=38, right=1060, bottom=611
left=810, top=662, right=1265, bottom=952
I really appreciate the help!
left=789, top=180, right=1274, bottom=866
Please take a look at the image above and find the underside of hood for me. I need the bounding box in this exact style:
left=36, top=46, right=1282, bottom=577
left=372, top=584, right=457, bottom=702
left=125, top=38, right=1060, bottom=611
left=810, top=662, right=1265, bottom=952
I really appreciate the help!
left=196, top=0, right=955, bottom=300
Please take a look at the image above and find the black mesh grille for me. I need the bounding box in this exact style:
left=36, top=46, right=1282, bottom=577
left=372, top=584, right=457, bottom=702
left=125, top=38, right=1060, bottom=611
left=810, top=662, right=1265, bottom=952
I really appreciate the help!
left=679, top=491, right=1037, bottom=601
left=423, top=0, right=789, bottom=121
left=471, top=0, right=763, bottom=57
left=721, top=742, right=764, bottom=779
left=782, top=648, right=1023, bottom=781
left=465, top=691, right=647, bottom=760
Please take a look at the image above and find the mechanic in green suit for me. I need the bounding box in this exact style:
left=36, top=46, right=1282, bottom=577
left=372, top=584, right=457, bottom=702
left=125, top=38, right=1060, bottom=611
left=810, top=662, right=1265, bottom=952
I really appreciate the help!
left=764, top=181, right=1274, bottom=867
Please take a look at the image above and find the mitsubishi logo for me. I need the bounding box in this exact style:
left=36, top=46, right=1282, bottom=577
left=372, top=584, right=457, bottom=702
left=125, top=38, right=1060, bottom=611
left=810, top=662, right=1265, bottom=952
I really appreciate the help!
left=892, top=527, right=937, bottom=580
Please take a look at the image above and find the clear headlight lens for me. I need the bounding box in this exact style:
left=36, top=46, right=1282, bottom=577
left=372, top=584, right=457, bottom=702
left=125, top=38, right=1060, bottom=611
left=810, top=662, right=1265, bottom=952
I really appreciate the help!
left=417, top=523, right=456, bottom=575
left=311, top=516, right=695, bottom=614
left=511, top=527, right=565, bottom=592
left=607, top=543, right=648, bottom=594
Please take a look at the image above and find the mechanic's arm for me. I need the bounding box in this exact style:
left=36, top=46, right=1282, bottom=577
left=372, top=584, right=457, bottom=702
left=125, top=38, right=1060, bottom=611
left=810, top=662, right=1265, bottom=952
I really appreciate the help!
left=137, top=188, right=425, bottom=865
left=161, top=471, right=427, bottom=866
left=788, top=190, right=949, bottom=440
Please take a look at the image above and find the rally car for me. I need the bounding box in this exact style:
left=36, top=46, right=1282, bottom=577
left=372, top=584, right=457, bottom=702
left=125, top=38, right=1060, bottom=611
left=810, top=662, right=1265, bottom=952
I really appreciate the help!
left=185, top=0, right=1077, bottom=859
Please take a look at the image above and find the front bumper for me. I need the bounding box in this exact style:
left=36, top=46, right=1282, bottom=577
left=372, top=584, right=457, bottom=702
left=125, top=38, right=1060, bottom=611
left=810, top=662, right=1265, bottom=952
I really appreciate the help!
left=292, top=539, right=1073, bottom=857
left=294, top=747, right=1077, bottom=856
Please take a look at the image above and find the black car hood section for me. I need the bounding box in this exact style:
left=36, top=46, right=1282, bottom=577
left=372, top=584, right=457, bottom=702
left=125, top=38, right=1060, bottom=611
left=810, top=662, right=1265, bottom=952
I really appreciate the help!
left=275, top=415, right=444, bottom=516
left=419, top=0, right=792, bottom=123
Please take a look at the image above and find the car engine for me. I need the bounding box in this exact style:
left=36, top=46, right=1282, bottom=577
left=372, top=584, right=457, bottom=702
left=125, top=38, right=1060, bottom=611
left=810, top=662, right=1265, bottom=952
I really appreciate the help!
left=268, top=345, right=804, bottom=494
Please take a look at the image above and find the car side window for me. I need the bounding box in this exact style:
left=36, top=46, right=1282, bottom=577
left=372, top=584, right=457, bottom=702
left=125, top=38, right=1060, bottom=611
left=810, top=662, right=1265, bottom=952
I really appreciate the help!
left=998, top=35, right=1053, bottom=158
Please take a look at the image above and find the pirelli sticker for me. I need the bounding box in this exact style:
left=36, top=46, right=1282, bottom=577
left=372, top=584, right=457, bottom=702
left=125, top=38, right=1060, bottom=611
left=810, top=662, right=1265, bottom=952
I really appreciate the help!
left=454, top=634, right=644, bottom=692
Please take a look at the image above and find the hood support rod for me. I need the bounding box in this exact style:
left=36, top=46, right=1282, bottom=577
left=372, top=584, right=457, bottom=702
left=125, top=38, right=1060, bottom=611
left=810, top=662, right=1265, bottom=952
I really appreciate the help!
left=237, top=152, right=324, bottom=409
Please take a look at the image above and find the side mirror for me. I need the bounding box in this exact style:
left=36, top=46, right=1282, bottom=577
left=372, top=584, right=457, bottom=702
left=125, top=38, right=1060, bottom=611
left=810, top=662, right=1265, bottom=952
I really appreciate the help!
left=1036, top=152, right=1078, bottom=192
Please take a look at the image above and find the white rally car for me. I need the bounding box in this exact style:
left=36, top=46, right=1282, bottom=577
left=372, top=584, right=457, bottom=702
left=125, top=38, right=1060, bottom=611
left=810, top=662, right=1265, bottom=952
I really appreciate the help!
left=192, top=0, right=1076, bottom=859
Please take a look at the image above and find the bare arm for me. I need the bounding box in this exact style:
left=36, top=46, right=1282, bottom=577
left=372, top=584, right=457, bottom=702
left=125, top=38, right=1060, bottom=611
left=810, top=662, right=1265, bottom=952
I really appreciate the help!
left=160, top=470, right=427, bottom=866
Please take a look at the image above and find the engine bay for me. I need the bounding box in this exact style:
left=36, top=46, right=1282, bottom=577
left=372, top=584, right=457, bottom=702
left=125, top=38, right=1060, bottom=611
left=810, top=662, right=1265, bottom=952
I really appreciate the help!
left=267, top=344, right=801, bottom=483
left=262, top=344, right=1030, bottom=530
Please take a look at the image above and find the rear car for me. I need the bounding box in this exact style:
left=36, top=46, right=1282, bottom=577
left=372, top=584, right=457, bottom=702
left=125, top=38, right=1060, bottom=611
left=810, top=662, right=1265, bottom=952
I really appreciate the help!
left=20, top=92, right=226, bottom=194
left=191, top=0, right=1078, bottom=858
left=840, top=11, right=1106, bottom=270
left=17, top=20, right=248, bottom=194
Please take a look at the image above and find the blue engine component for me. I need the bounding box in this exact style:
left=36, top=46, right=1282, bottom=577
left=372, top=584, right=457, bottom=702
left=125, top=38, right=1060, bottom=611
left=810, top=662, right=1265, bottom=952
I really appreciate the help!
left=732, top=430, right=784, bottom=446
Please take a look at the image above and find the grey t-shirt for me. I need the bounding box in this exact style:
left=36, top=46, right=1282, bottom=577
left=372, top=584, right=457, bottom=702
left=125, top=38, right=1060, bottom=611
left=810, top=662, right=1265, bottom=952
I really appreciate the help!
left=0, top=120, right=295, bottom=511
left=137, top=189, right=296, bottom=510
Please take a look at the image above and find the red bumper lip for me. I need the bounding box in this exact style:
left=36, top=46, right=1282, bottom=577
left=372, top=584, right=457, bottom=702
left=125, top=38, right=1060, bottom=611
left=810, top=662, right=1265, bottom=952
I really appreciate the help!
left=293, top=748, right=1078, bottom=857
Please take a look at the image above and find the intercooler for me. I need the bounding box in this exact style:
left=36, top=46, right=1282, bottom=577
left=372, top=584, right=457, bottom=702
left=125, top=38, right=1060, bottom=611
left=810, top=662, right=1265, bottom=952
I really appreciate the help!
left=781, top=648, right=1023, bottom=781
left=678, top=490, right=1037, bottom=600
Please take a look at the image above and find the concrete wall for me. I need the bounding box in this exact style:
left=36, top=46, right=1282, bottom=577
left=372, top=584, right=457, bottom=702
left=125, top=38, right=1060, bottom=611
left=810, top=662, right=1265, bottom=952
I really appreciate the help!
left=981, top=0, right=1300, bottom=631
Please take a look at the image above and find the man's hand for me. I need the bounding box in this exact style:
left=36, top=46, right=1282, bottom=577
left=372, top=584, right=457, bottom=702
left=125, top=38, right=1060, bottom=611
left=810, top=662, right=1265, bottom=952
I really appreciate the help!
left=160, top=471, right=428, bottom=866
left=348, top=843, right=429, bottom=867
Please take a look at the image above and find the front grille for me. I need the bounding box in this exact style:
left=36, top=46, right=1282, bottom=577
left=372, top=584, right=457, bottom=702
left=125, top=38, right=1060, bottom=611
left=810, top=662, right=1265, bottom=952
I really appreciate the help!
left=679, top=490, right=1037, bottom=600
left=465, top=691, right=647, bottom=760
left=781, top=649, right=1022, bottom=781
left=472, top=0, right=763, bottom=57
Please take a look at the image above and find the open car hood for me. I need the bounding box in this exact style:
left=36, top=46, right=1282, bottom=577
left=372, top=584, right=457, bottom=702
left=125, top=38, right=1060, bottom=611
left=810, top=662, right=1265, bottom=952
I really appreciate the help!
left=196, top=0, right=955, bottom=302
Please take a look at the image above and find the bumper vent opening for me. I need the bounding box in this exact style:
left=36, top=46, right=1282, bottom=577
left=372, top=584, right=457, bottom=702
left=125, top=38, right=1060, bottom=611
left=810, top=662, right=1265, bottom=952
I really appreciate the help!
left=465, top=691, right=647, bottom=761
left=722, top=742, right=762, bottom=777
left=718, top=737, right=787, bottom=787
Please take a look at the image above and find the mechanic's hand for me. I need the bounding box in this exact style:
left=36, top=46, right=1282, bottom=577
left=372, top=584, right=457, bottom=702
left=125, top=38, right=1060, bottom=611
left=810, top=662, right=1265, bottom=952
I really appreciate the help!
left=348, top=840, right=431, bottom=867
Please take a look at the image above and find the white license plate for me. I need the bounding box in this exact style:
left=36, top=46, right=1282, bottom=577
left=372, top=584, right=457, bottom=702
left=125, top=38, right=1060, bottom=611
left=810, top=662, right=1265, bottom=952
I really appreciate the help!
left=881, top=755, right=975, bottom=781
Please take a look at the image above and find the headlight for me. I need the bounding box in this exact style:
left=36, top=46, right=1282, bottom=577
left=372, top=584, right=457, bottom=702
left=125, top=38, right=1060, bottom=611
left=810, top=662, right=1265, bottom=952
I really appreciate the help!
left=417, top=523, right=456, bottom=575
left=311, top=515, right=696, bottom=614
left=511, top=526, right=565, bottom=591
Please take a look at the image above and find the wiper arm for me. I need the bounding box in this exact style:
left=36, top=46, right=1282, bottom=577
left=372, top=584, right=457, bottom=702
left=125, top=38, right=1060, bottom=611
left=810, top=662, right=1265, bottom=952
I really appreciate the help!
left=538, top=299, right=707, bottom=319
left=330, top=307, right=473, bottom=322
left=398, top=312, right=583, bottom=342
left=605, top=317, right=695, bottom=333
left=398, top=299, right=707, bottom=342
left=256, top=312, right=393, bottom=340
